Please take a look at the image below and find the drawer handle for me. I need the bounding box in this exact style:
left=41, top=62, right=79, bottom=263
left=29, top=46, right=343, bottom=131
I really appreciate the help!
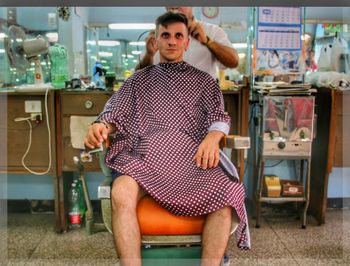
left=84, top=100, right=94, bottom=109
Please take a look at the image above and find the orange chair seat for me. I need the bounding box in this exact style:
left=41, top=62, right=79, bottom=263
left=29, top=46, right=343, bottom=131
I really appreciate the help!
left=137, top=196, right=205, bottom=235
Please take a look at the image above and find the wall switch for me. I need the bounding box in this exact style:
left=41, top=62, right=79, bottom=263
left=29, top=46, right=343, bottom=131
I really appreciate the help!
left=25, top=100, right=41, bottom=113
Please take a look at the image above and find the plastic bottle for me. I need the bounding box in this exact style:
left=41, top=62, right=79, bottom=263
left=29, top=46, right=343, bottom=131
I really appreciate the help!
left=49, top=44, right=69, bottom=89
left=74, top=178, right=86, bottom=220
left=92, top=61, right=106, bottom=89
left=68, top=182, right=81, bottom=229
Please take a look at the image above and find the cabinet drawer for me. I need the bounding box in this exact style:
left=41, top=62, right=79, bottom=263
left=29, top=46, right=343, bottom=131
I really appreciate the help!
left=61, top=93, right=111, bottom=115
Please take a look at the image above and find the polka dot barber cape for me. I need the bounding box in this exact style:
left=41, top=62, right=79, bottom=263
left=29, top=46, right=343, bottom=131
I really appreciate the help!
left=98, top=61, right=251, bottom=250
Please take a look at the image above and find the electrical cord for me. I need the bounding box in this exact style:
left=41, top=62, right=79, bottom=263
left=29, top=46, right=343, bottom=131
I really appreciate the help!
left=264, top=160, right=284, bottom=168
left=14, top=86, right=52, bottom=175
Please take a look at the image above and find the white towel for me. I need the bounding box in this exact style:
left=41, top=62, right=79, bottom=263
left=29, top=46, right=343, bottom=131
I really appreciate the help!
left=70, top=116, right=97, bottom=149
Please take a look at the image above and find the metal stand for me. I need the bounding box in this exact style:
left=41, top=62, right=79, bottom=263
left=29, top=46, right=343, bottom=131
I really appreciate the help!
left=255, top=155, right=311, bottom=229
left=253, top=95, right=315, bottom=229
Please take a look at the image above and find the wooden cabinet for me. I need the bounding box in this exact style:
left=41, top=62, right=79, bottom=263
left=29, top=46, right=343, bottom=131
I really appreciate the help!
left=310, top=88, right=348, bottom=225
left=333, top=90, right=350, bottom=167
left=0, top=91, right=56, bottom=173
left=222, top=89, right=249, bottom=179
left=56, top=91, right=112, bottom=172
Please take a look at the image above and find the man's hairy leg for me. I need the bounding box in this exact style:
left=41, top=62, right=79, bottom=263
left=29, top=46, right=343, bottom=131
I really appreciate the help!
left=201, top=206, right=232, bottom=266
left=111, top=175, right=146, bottom=266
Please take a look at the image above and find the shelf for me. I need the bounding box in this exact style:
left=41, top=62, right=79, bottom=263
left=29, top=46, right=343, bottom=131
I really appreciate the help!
left=262, top=155, right=311, bottom=160
left=258, top=196, right=306, bottom=203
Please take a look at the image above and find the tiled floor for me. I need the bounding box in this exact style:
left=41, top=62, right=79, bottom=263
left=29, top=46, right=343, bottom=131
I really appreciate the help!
left=2, top=208, right=350, bottom=265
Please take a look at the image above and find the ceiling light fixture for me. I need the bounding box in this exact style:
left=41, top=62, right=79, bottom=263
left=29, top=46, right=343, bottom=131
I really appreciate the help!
left=129, top=41, right=146, bottom=46
left=87, top=40, right=120, bottom=46
left=232, top=43, right=248, bottom=49
left=109, top=23, right=156, bottom=30
left=98, top=51, right=113, bottom=57
left=98, top=40, right=120, bottom=46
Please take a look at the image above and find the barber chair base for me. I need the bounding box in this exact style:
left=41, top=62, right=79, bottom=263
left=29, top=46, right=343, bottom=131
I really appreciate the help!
left=142, top=246, right=201, bottom=266
left=141, top=246, right=229, bottom=266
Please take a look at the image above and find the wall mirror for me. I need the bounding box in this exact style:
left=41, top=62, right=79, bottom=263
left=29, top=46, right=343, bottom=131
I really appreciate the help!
left=85, top=7, right=250, bottom=82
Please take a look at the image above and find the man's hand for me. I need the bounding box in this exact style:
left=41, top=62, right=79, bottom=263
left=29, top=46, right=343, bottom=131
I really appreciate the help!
left=84, top=122, right=110, bottom=149
left=188, top=20, right=207, bottom=44
left=193, top=131, right=225, bottom=170
left=145, top=30, right=158, bottom=57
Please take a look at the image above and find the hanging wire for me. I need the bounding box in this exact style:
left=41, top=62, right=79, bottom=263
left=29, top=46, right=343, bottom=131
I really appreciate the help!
left=264, top=160, right=284, bottom=168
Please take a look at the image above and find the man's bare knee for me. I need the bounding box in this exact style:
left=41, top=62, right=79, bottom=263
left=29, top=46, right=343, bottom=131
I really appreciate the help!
left=209, top=206, right=232, bottom=220
left=111, top=175, right=144, bottom=210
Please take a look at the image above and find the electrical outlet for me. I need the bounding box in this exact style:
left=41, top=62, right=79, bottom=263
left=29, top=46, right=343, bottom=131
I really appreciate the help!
left=25, top=100, right=41, bottom=113
left=31, top=113, right=42, bottom=122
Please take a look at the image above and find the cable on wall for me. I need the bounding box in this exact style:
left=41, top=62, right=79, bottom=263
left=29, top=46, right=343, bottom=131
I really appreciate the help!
left=14, top=87, right=52, bottom=175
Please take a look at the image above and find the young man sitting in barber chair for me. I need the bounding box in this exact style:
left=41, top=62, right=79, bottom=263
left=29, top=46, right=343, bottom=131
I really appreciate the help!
left=85, top=11, right=250, bottom=266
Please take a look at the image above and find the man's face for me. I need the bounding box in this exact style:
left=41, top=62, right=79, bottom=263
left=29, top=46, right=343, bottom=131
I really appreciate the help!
left=156, top=22, right=189, bottom=63
left=166, top=6, right=193, bottom=20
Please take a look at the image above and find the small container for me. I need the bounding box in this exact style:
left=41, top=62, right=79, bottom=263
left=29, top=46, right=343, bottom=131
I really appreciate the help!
left=281, top=180, right=304, bottom=197
left=264, top=175, right=281, bottom=197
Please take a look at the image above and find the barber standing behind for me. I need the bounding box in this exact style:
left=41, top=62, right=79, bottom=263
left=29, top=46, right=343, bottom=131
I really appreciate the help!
left=136, top=6, right=239, bottom=78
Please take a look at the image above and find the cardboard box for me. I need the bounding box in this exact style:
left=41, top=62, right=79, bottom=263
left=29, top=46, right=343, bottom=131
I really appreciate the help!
left=281, top=180, right=304, bottom=197
left=264, top=176, right=281, bottom=197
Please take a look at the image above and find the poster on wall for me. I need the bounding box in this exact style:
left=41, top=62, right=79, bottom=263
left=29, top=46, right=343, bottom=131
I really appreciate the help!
left=254, top=7, right=305, bottom=75
left=254, top=49, right=304, bottom=74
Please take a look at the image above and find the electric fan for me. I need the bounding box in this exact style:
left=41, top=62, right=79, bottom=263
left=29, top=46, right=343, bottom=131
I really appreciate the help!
left=5, top=25, right=52, bottom=91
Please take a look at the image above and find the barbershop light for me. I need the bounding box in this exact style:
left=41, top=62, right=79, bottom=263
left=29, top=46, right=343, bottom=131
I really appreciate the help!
left=0, top=33, right=7, bottom=39
left=98, top=51, right=113, bottom=57
left=87, top=40, right=120, bottom=46
left=98, top=40, right=120, bottom=46
left=129, top=41, right=146, bottom=46
left=131, top=50, right=142, bottom=55
left=108, top=23, right=156, bottom=30
left=232, top=43, right=247, bottom=49
left=45, top=32, right=58, bottom=42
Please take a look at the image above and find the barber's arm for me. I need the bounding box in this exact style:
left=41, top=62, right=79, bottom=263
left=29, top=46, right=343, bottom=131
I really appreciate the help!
left=189, top=20, right=239, bottom=68
left=135, top=31, right=158, bottom=70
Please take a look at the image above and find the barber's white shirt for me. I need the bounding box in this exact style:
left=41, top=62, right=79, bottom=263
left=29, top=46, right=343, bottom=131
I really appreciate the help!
left=152, top=20, right=232, bottom=79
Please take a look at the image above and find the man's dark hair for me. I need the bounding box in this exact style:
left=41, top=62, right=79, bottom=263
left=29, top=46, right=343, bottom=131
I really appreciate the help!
left=155, top=11, right=188, bottom=33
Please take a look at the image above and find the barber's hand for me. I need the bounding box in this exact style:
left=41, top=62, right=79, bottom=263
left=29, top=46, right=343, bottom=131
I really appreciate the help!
left=188, top=20, right=207, bottom=45
left=145, top=30, right=158, bottom=56
left=193, top=131, right=224, bottom=170
left=84, top=123, right=109, bottom=149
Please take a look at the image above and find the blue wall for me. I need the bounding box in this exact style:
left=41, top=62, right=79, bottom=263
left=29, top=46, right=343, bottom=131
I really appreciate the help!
left=3, top=166, right=350, bottom=201
left=1, top=172, right=104, bottom=200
